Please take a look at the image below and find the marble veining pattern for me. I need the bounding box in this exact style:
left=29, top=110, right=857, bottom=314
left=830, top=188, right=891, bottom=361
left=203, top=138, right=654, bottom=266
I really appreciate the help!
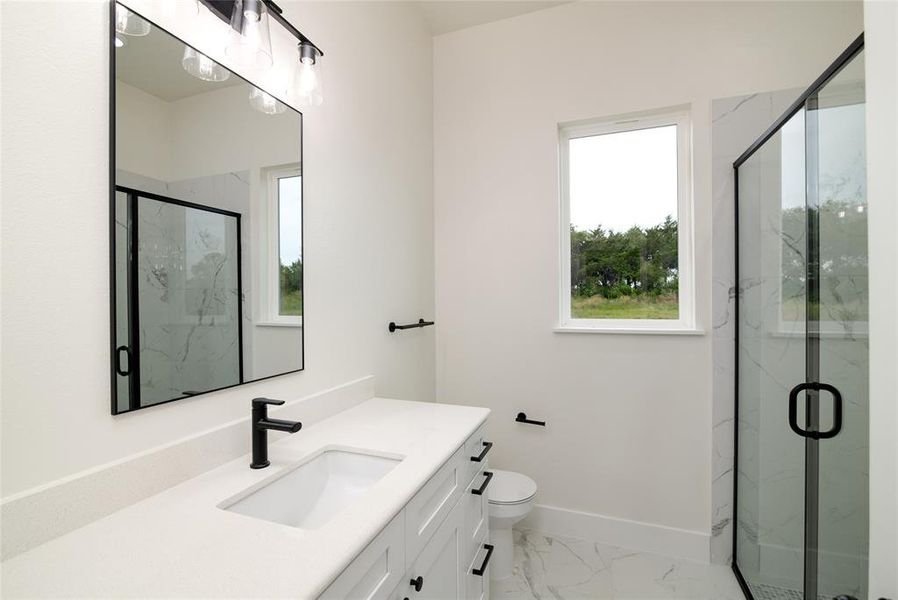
left=492, top=529, right=745, bottom=599
left=709, top=89, right=802, bottom=564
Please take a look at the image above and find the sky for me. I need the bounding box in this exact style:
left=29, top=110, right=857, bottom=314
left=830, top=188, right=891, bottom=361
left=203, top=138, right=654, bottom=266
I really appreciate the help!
left=569, top=125, right=678, bottom=233
left=279, top=176, right=303, bottom=264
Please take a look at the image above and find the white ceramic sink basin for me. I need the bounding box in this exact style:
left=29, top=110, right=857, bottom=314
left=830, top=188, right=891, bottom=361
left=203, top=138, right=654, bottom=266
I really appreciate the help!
left=223, top=449, right=401, bottom=529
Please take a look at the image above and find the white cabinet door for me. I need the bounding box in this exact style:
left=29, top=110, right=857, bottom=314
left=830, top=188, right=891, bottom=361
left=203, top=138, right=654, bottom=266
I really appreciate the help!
left=397, top=501, right=465, bottom=600
left=319, top=513, right=405, bottom=600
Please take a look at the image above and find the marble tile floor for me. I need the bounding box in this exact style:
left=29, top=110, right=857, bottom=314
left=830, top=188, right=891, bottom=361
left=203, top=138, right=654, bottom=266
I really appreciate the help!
left=491, top=529, right=746, bottom=600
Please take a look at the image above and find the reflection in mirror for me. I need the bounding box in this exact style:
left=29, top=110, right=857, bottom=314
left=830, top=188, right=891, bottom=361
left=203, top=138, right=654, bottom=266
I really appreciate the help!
left=112, top=4, right=303, bottom=414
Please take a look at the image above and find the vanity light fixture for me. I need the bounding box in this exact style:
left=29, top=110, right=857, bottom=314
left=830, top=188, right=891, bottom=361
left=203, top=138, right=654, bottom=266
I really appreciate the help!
left=182, top=47, right=231, bottom=82
left=200, top=0, right=325, bottom=106
left=225, top=0, right=273, bottom=69
left=115, top=4, right=151, bottom=37
left=249, top=87, right=286, bottom=115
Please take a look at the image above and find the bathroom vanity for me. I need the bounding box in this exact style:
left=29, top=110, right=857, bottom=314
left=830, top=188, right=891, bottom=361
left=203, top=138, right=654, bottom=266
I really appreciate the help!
left=0, top=399, right=491, bottom=599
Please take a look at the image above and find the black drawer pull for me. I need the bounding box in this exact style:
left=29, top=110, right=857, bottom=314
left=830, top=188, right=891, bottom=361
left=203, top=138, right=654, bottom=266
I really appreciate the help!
left=515, top=412, right=546, bottom=426
left=471, top=470, right=493, bottom=496
left=409, top=576, right=424, bottom=592
left=472, top=543, right=494, bottom=576
left=115, top=345, right=131, bottom=376
left=470, top=441, right=493, bottom=462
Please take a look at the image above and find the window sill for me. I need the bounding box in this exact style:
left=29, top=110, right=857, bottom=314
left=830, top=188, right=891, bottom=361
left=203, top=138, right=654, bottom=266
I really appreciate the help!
left=553, top=325, right=706, bottom=336
left=255, top=321, right=303, bottom=328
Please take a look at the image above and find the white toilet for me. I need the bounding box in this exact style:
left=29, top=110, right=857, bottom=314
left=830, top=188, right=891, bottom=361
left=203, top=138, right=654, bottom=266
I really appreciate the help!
left=487, top=469, right=537, bottom=580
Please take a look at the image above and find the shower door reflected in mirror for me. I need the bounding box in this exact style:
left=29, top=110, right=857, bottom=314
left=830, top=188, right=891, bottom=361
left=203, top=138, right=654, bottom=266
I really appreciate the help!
left=115, top=191, right=242, bottom=410
left=111, top=4, right=303, bottom=414
left=735, top=38, right=867, bottom=600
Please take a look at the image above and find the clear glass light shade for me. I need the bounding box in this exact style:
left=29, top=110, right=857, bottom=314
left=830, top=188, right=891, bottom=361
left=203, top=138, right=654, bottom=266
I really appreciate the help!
left=182, top=47, right=230, bottom=82
left=114, top=34, right=127, bottom=48
left=249, top=87, right=286, bottom=115
left=115, top=4, right=151, bottom=37
left=292, top=43, right=323, bottom=106
left=225, top=0, right=273, bottom=69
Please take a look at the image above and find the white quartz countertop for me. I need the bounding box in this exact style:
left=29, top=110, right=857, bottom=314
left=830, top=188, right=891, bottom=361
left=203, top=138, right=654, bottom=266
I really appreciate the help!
left=1, top=398, right=489, bottom=599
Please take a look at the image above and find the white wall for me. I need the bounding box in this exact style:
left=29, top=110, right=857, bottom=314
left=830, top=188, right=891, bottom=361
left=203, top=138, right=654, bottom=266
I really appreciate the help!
left=864, top=0, right=898, bottom=596
left=115, top=81, right=172, bottom=180
left=0, top=0, right=434, bottom=498
left=434, top=1, right=863, bottom=538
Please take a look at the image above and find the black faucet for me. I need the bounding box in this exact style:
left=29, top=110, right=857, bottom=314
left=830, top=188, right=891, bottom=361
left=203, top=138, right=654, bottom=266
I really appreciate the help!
left=250, top=398, right=302, bottom=469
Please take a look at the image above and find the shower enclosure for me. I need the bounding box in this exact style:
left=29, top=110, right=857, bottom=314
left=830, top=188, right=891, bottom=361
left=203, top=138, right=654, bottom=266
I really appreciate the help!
left=734, top=36, right=868, bottom=600
left=113, top=187, right=243, bottom=412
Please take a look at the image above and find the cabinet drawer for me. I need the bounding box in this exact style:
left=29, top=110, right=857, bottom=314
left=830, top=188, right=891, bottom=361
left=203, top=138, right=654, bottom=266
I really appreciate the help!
left=462, top=424, right=490, bottom=487
left=465, top=536, right=492, bottom=600
left=320, top=513, right=405, bottom=600
left=463, top=466, right=490, bottom=566
left=405, top=447, right=464, bottom=568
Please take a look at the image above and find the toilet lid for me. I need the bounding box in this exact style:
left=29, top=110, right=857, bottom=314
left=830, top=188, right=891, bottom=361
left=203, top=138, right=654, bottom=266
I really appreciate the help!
left=488, top=469, right=537, bottom=505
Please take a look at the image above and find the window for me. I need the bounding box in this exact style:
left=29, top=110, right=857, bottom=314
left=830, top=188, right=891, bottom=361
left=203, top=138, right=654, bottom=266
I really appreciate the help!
left=262, top=165, right=302, bottom=326
left=558, top=109, right=694, bottom=332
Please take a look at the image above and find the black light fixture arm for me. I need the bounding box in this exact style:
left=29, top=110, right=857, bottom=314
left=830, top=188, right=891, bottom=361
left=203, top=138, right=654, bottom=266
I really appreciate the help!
left=261, top=0, right=324, bottom=55
left=199, top=0, right=324, bottom=55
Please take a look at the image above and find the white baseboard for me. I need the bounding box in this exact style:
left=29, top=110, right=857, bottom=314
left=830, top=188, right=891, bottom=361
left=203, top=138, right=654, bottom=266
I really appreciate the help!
left=0, top=376, right=374, bottom=561
left=520, top=503, right=711, bottom=563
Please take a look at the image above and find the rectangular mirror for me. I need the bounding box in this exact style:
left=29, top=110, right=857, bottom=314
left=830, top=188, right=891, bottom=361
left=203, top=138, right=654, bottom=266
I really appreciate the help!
left=111, top=3, right=303, bottom=414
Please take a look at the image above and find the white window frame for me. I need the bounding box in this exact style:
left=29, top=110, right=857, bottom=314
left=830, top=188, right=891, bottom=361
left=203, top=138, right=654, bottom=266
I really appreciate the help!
left=556, top=108, right=698, bottom=334
left=260, top=164, right=302, bottom=327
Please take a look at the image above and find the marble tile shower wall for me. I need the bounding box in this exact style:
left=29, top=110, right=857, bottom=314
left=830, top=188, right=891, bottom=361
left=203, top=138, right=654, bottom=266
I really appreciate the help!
left=710, top=90, right=800, bottom=565
left=116, top=170, right=253, bottom=403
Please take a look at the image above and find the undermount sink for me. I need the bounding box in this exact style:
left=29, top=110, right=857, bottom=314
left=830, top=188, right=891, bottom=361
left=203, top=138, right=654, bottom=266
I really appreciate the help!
left=223, top=449, right=402, bottom=529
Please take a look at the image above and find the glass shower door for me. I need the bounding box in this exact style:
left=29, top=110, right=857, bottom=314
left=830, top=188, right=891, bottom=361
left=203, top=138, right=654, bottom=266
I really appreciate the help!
left=734, top=37, right=868, bottom=600
left=135, top=196, right=242, bottom=406
left=736, top=108, right=809, bottom=600
left=806, top=48, right=868, bottom=600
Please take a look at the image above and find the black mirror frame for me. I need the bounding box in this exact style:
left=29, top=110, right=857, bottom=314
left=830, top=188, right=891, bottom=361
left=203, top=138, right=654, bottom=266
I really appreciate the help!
left=108, top=1, right=305, bottom=415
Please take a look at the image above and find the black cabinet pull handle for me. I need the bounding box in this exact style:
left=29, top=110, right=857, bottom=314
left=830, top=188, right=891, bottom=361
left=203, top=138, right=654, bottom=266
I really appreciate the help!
left=788, top=382, right=843, bottom=439
left=471, top=470, right=493, bottom=496
left=115, top=345, right=131, bottom=376
left=472, top=543, right=495, bottom=576
left=470, top=441, right=493, bottom=462
left=516, top=412, right=546, bottom=426
left=409, top=576, right=424, bottom=592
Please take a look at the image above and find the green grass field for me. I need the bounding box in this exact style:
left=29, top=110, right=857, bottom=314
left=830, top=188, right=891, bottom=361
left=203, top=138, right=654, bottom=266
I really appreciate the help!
left=571, top=294, right=678, bottom=319
left=280, top=290, right=303, bottom=316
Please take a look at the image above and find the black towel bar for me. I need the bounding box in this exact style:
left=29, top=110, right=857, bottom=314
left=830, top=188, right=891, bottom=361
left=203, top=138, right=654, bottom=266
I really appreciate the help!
left=389, top=318, right=434, bottom=332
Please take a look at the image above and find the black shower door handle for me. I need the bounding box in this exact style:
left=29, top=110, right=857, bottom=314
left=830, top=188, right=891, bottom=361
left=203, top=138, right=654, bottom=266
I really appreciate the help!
left=788, top=382, right=842, bottom=439
left=115, top=345, right=132, bottom=376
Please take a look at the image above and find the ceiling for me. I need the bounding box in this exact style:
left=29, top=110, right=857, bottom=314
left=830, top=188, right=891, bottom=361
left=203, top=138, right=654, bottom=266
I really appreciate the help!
left=116, top=22, right=245, bottom=102
left=413, top=1, right=572, bottom=35
left=116, top=1, right=574, bottom=99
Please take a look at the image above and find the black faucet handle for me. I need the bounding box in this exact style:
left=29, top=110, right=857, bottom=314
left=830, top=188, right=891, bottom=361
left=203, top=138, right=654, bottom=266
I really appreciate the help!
left=253, top=397, right=286, bottom=408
